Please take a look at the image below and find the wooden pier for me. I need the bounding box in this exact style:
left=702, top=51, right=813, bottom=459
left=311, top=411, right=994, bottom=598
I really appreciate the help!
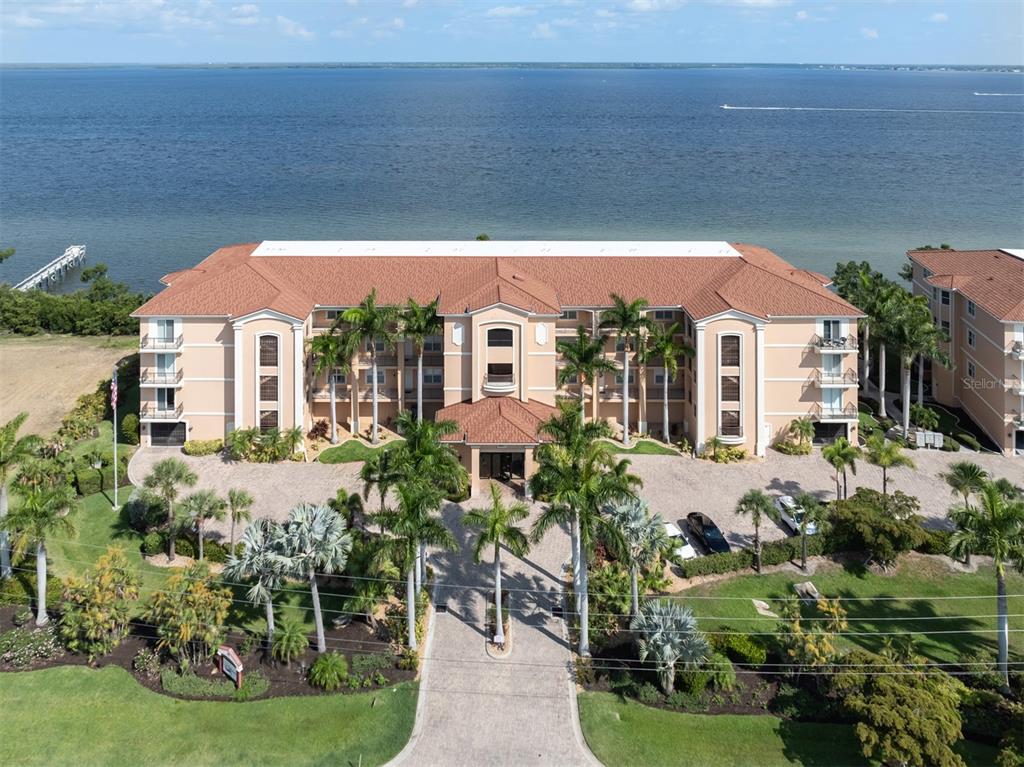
left=13, top=245, right=87, bottom=291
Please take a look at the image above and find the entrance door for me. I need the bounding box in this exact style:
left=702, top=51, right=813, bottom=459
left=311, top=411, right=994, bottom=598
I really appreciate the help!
left=480, top=452, right=525, bottom=481
left=151, top=422, right=186, bottom=447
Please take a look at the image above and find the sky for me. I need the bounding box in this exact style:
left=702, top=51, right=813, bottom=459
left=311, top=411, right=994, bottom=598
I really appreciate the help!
left=0, top=0, right=1021, bottom=66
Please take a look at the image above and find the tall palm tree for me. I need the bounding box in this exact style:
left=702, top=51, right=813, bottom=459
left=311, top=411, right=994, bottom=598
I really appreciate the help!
left=224, top=518, right=288, bottom=647
left=275, top=502, right=352, bottom=653
left=375, top=481, right=457, bottom=650
left=339, top=289, right=398, bottom=445
left=599, top=294, right=652, bottom=446
left=360, top=448, right=405, bottom=534
left=400, top=298, right=442, bottom=423
left=735, top=489, right=778, bottom=573
left=181, top=489, right=225, bottom=561
left=532, top=438, right=640, bottom=656
left=832, top=261, right=882, bottom=385
left=8, top=482, right=76, bottom=626
left=793, top=492, right=829, bottom=572
left=888, top=294, right=949, bottom=436
left=788, top=417, right=815, bottom=449
left=948, top=482, right=1024, bottom=690
left=464, top=482, right=531, bottom=645
left=631, top=599, right=709, bottom=694
left=603, top=498, right=668, bottom=617
left=142, top=457, right=197, bottom=562
left=226, top=488, right=254, bottom=552
left=941, top=461, right=988, bottom=510
left=863, top=433, right=916, bottom=496
left=557, top=325, right=617, bottom=423
left=642, top=322, right=693, bottom=443
left=0, top=412, right=41, bottom=579
left=308, top=332, right=349, bottom=444
left=821, top=437, right=859, bottom=500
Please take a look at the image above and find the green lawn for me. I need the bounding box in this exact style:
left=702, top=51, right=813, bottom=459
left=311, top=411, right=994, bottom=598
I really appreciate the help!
left=609, top=439, right=679, bottom=456
left=319, top=439, right=405, bottom=464
left=578, top=692, right=998, bottom=767
left=0, top=666, right=417, bottom=767
left=675, top=556, right=1024, bottom=663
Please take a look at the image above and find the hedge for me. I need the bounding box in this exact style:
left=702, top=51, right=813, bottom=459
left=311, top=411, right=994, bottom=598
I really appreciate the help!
left=73, top=463, right=132, bottom=496
left=140, top=533, right=234, bottom=562
left=678, top=534, right=829, bottom=578
left=956, top=432, right=981, bottom=451
left=183, top=439, right=223, bottom=457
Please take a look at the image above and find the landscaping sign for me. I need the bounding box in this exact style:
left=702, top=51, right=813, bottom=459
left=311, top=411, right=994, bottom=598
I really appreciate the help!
left=215, top=646, right=244, bottom=689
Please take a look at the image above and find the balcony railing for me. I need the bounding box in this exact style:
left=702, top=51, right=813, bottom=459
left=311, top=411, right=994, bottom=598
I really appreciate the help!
left=358, top=388, right=399, bottom=401
left=312, top=387, right=351, bottom=401
left=815, top=368, right=859, bottom=386
left=140, top=402, right=183, bottom=420
left=1010, top=341, right=1024, bottom=361
left=483, top=374, right=516, bottom=393
left=810, top=402, right=858, bottom=420
left=140, top=334, right=183, bottom=351
left=1014, top=414, right=1024, bottom=429
left=600, top=386, right=640, bottom=401
left=813, top=334, right=858, bottom=352
left=140, top=369, right=184, bottom=386
left=1009, top=378, right=1024, bottom=397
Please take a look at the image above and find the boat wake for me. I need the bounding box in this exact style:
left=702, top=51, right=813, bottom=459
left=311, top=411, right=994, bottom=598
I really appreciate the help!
left=720, top=104, right=1023, bottom=115
left=973, top=92, right=1024, bottom=96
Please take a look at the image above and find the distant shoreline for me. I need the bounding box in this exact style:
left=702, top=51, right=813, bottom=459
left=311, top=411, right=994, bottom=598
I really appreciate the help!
left=2, top=62, right=1022, bottom=74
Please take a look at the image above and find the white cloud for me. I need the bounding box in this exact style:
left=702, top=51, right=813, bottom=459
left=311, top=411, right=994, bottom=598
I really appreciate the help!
left=860, top=26, right=879, bottom=39
left=402, top=0, right=418, bottom=6
left=595, top=8, right=617, bottom=18
left=531, top=20, right=556, bottom=37
left=486, top=5, right=537, bottom=17
left=227, top=3, right=260, bottom=26
left=9, top=12, right=46, bottom=28
left=391, top=16, right=405, bottom=29
left=277, top=14, right=312, bottom=38
left=929, top=12, right=949, bottom=23
left=722, top=0, right=792, bottom=6
left=795, top=10, right=808, bottom=20
left=552, top=17, right=577, bottom=27
left=626, top=0, right=683, bottom=11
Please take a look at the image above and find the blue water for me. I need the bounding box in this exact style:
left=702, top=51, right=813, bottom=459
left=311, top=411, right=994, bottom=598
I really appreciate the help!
left=1, top=65, right=1022, bottom=291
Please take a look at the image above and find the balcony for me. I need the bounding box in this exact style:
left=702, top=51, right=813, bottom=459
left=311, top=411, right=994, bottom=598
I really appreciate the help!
left=140, top=369, right=184, bottom=387
left=359, top=353, right=398, bottom=368
left=810, top=402, right=858, bottom=421
left=483, top=373, right=516, bottom=394
left=312, top=386, right=351, bottom=402
left=1010, top=341, right=1024, bottom=361
left=600, top=386, right=640, bottom=401
left=140, top=402, right=183, bottom=421
left=815, top=368, right=859, bottom=387
left=140, top=334, right=183, bottom=352
left=1008, top=377, right=1024, bottom=397
left=1014, top=415, right=1024, bottom=429
left=357, top=388, right=400, bottom=401
left=813, top=334, right=858, bottom=353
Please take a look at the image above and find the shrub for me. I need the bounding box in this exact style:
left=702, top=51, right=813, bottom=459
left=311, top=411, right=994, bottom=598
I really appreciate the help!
left=59, top=548, right=140, bottom=661
left=141, top=532, right=163, bottom=557
left=173, top=536, right=196, bottom=559
left=183, top=439, right=223, bottom=457
left=73, top=461, right=130, bottom=496
left=707, top=651, right=736, bottom=691
left=960, top=688, right=1022, bottom=746
left=0, top=570, right=65, bottom=611
left=13, top=607, right=33, bottom=626
left=915, top=528, right=953, bottom=556
left=940, top=435, right=960, bottom=452
left=160, top=668, right=269, bottom=701
left=59, top=388, right=107, bottom=441
left=774, top=440, right=812, bottom=456
left=121, top=414, right=140, bottom=445
left=957, top=650, right=1004, bottom=691
left=203, top=540, right=229, bottom=564
left=351, top=652, right=393, bottom=675
left=829, top=488, right=926, bottom=567
left=709, top=632, right=768, bottom=666
left=397, top=647, right=419, bottom=672
left=0, top=625, right=62, bottom=667
left=133, top=647, right=162, bottom=679
left=307, top=419, right=330, bottom=441
left=272, top=618, right=309, bottom=665
left=124, top=490, right=165, bottom=533
left=666, top=689, right=701, bottom=710
left=143, top=563, right=230, bottom=669
left=956, top=432, right=981, bottom=451
left=635, top=681, right=663, bottom=705
left=0, top=272, right=144, bottom=337
left=676, top=669, right=709, bottom=696
left=309, top=652, right=349, bottom=691
left=909, top=403, right=940, bottom=431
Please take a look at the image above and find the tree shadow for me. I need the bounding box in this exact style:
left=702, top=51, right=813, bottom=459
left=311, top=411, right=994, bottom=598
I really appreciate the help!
left=778, top=719, right=869, bottom=766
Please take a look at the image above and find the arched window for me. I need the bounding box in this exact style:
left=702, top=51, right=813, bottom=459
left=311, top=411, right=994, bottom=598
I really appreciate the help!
left=488, top=328, right=514, bottom=348
left=259, top=335, right=279, bottom=366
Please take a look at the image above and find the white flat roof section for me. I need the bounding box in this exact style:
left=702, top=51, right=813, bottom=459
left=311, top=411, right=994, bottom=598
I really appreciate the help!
left=251, top=240, right=744, bottom=259
left=1000, top=248, right=1024, bottom=261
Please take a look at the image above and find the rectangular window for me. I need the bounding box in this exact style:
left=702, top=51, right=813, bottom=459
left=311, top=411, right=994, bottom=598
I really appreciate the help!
left=653, top=310, right=674, bottom=321
left=366, top=339, right=386, bottom=353
left=720, top=410, right=740, bottom=436
left=156, top=387, right=175, bottom=410
left=329, top=371, right=347, bottom=385
left=720, top=375, right=740, bottom=402
left=941, top=320, right=950, bottom=334
left=941, top=290, right=950, bottom=306
left=424, top=336, right=442, bottom=353
left=967, top=300, right=976, bottom=317
left=720, top=336, right=740, bottom=367
left=967, top=329, right=976, bottom=348
left=363, top=369, right=386, bottom=385
left=424, top=368, right=443, bottom=385
left=560, top=310, right=578, bottom=320
left=932, top=287, right=938, bottom=302
left=324, top=310, right=339, bottom=321
left=923, top=267, right=933, bottom=279
left=259, top=409, right=278, bottom=431
left=487, top=363, right=514, bottom=382
left=821, top=320, right=841, bottom=342
left=156, top=318, right=175, bottom=342
left=487, top=328, right=514, bottom=347
left=654, top=369, right=666, bottom=385
left=259, top=335, right=278, bottom=366
left=259, top=375, right=278, bottom=401
left=615, top=338, right=626, bottom=352
left=967, top=361, right=976, bottom=378
left=614, top=371, right=636, bottom=385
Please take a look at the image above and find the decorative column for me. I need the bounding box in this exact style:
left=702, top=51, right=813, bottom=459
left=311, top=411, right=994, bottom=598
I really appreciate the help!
left=755, top=324, right=766, bottom=457
left=292, top=324, right=304, bottom=445
left=695, top=325, right=706, bottom=451
left=232, top=323, right=244, bottom=432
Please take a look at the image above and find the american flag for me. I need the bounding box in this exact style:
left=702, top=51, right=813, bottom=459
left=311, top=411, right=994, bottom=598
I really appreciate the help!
left=110, top=368, right=118, bottom=408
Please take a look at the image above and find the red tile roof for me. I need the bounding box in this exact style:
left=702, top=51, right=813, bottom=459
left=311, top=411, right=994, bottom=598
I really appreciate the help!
left=133, top=241, right=862, bottom=321
left=908, top=249, right=1024, bottom=322
left=436, top=397, right=558, bottom=445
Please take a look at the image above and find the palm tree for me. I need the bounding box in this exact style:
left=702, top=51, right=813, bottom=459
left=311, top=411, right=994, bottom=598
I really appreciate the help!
left=599, top=294, right=652, bottom=446
left=604, top=498, right=668, bottom=617
left=794, top=492, right=829, bottom=572
left=224, top=518, right=288, bottom=647
left=226, top=488, right=253, bottom=552
left=703, top=435, right=724, bottom=461
left=308, top=332, right=349, bottom=444
left=360, top=448, right=404, bottom=533
left=0, top=412, right=41, bottom=579
left=464, top=482, right=531, bottom=645
left=532, top=438, right=640, bottom=656
left=863, top=433, right=916, bottom=496
left=400, top=298, right=442, bottom=423
left=630, top=599, right=709, bottom=694
left=8, top=482, right=76, bottom=626
left=821, top=437, right=859, bottom=500
left=339, top=289, right=398, bottom=445
left=888, top=294, right=949, bottom=435
left=642, top=323, right=693, bottom=443
left=788, top=417, right=815, bottom=449
left=557, top=326, right=617, bottom=423
left=735, top=489, right=778, bottom=573
left=142, top=458, right=197, bottom=561
left=871, top=282, right=906, bottom=411
left=181, top=489, right=225, bottom=561
left=948, top=482, right=1024, bottom=690
left=275, top=503, right=352, bottom=653
left=941, top=461, right=988, bottom=510
left=375, top=481, right=457, bottom=650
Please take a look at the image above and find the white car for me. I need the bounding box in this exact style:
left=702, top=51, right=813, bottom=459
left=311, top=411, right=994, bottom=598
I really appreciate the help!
left=663, top=522, right=698, bottom=560
left=774, top=495, right=817, bottom=535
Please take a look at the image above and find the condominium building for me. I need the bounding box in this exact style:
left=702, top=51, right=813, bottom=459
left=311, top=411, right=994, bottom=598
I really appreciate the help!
left=133, top=241, right=862, bottom=496
left=906, top=248, right=1024, bottom=456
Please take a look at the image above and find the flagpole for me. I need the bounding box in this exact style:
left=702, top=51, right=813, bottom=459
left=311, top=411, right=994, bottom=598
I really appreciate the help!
left=112, top=365, right=120, bottom=511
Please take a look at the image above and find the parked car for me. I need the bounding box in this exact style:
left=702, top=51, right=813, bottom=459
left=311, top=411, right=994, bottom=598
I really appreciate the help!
left=663, top=522, right=698, bottom=561
left=774, top=495, right=817, bottom=535
left=686, top=512, right=731, bottom=554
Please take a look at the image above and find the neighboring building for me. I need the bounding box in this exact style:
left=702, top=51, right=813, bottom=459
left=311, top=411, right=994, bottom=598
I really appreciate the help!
left=906, top=248, right=1024, bottom=457
left=133, top=241, right=862, bottom=495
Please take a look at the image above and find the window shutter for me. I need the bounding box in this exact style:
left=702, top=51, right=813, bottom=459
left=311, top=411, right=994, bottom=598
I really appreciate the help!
left=535, top=323, right=548, bottom=346
left=452, top=322, right=464, bottom=347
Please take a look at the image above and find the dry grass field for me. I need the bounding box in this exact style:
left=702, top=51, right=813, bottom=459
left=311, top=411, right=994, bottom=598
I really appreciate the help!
left=0, top=335, right=136, bottom=436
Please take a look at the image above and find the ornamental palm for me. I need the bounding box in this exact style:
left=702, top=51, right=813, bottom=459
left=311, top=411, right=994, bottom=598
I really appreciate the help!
left=872, top=282, right=908, bottom=407
left=142, top=457, right=197, bottom=562
left=941, top=461, right=988, bottom=510
left=557, top=325, right=617, bottom=423
left=603, top=498, right=668, bottom=617
left=832, top=261, right=884, bottom=387
left=631, top=599, right=709, bottom=694
left=181, top=489, right=225, bottom=561
left=793, top=492, right=830, bottom=572
left=948, top=483, right=1024, bottom=689
left=224, top=518, right=288, bottom=646
left=339, top=289, right=398, bottom=445
left=308, top=332, right=349, bottom=444
left=275, top=503, right=353, bottom=653
left=464, top=482, right=531, bottom=645
left=735, top=489, right=778, bottom=573
left=788, top=417, right=815, bottom=448
left=360, top=448, right=405, bottom=534
left=642, top=323, right=693, bottom=443
left=9, top=482, right=76, bottom=626
left=375, top=481, right=457, bottom=650
left=400, top=298, right=442, bottom=423
left=226, top=488, right=254, bottom=552
left=599, top=294, right=652, bottom=446
left=822, top=437, right=859, bottom=500
left=0, top=412, right=41, bottom=579
left=888, top=294, right=949, bottom=436
left=863, top=433, right=916, bottom=496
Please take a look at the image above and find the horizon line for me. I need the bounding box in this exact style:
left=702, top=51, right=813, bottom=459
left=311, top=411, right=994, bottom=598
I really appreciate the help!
left=1, top=60, right=1020, bottom=69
